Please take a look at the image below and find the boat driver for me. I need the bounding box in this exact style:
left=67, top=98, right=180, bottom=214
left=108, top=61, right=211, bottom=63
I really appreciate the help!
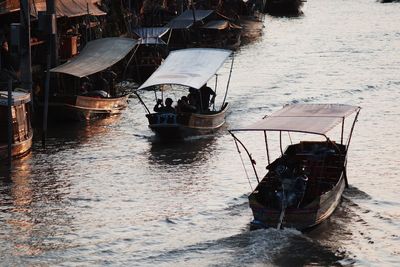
left=199, top=84, right=216, bottom=111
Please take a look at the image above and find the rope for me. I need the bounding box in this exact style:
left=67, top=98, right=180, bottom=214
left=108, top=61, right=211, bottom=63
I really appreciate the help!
left=234, top=138, right=253, bottom=191
left=288, top=131, right=293, bottom=144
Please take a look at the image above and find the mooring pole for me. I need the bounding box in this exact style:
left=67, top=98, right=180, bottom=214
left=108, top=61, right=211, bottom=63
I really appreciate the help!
left=42, top=0, right=57, bottom=147
left=19, top=0, right=33, bottom=109
left=7, top=78, right=13, bottom=167
left=47, top=0, right=58, bottom=67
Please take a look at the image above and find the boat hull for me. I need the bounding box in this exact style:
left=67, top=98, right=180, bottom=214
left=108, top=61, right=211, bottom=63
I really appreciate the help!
left=250, top=175, right=345, bottom=230
left=265, top=0, right=304, bottom=15
left=0, top=131, right=33, bottom=160
left=147, top=103, right=229, bottom=139
left=47, top=95, right=129, bottom=122
left=248, top=141, right=348, bottom=230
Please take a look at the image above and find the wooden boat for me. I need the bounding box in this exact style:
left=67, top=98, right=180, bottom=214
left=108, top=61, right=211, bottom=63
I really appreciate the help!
left=47, top=37, right=138, bottom=122
left=229, top=104, right=361, bottom=230
left=0, top=91, right=33, bottom=160
left=264, top=0, right=305, bottom=16
left=129, top=27, right=170, bottom=83
left=135, top=48, right=234, bottom=139
left=166, top=10, right=241, bottom=50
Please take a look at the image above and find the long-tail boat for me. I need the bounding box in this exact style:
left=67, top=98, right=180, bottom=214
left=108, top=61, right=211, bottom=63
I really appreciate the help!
left=135, top=48, right=234, bottom=140
left=229, top=104, right=361, bottom=230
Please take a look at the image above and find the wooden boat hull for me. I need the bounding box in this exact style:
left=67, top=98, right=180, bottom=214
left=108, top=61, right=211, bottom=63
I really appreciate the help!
left=248, top=141, right=348, bottom=230
left=250, top=174, right=345, bottom=230
left=0, top=132, right=33, bottom=160
left=265, top=0, right=304, bottom=15
left=147, top=103, right=229, bottom=139
left=1, top=91, right=33, bottom=161
left=47, top=95, right=129, bottom=122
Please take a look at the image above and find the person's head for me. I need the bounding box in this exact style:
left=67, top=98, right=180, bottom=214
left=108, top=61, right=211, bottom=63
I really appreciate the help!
left=165, top=98, right=173, bottom=107
left=181, top=96, right=188, bottom=102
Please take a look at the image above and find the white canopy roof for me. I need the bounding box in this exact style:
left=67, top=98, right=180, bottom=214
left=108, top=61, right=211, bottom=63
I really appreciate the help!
left=50, top=38, right=138, bottom=78
left=138, top=48, right=232, bottom=90
left=230, top=104, right=360, bottom=136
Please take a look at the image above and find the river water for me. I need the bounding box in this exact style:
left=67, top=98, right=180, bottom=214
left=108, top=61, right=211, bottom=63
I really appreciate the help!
left=1, top=0, right=400, bottom=266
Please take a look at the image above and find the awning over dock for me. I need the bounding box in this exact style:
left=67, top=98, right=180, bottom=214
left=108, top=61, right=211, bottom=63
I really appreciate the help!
left=0, top=0, right=105, bottom=17
left=50, top=37, right=138, bottom=78
left=230, top=104, right=361, bottom=136
left=34, top=0, right=106, bottom=17
left=166, top=10, right=214, bottom=29
left=138, top=48, right=232, bottom=90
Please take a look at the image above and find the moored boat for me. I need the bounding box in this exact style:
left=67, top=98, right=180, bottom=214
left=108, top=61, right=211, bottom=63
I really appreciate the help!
left=264, top=0, right=305, bottom=16
left=229, top=104, right=361, bottom=230
left=0, top=91, right=33, bottom=160
left=46, top=37, right=138, bottom=121
left=135, top=48, right=234, bottom=140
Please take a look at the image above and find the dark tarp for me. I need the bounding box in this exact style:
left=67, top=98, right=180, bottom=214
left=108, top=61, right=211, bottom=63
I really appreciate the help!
left=230, top=104, right=361, bottom=136
left=166, top=10, right=214, bottom=29
left=132, top=27, right=169, bottom=45
left=50, top=37, right=138, bottom=78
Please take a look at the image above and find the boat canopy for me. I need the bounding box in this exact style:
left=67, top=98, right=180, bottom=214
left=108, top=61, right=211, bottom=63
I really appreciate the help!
left=50, top=37, right=138, bottom=78
left=230, top=104, right=361, bottom=136
left=166, top=10, right=214, bottom=29
left=33, top=0, right=106, bottom=17
left=138, top=48, right=232, bottom=90
left=201, top=20, right=242, bottom=30
left=0, top=91, right=31, bottom=106
left=132, top=27, right=169, bottom=45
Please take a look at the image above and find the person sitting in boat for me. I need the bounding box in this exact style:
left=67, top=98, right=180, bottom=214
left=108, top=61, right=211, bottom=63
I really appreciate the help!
left=176, top=96, right=196, bottom=113
left=199, top=84, right=216, bottom=112
left=154, top=98, right=175, bottom=113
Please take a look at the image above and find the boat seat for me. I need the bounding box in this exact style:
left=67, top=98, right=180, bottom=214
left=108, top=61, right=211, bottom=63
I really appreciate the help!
left=156, top=113, right=177, bottom=124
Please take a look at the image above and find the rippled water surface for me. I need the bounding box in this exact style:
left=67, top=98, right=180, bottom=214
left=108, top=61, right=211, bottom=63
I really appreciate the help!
left=1, top=0, right=400, bottom=266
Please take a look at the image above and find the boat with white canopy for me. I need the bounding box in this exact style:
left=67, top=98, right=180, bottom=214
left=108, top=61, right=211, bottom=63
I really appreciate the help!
left=229, top=104, right=361, bottom=230
left=135, top=48, right=234, bottom=139
left=48, top=37, right=138, bottom=121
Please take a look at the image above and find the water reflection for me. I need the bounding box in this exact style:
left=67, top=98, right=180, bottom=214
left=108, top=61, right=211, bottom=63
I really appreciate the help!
left=148, top=135, right=217, bottom=166
left=0, top=153, right=73, bottom=259
left=35, top=116, right=121, bottom=153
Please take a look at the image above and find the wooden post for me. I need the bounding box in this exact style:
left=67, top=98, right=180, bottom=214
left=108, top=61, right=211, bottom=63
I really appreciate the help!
left=42, top=0, right=57, bottom=147
left=47, top=0, right=58, bottom=67
left=7, top=79, right=13, bottom=167
left=19, top=0, right=32, bottom=108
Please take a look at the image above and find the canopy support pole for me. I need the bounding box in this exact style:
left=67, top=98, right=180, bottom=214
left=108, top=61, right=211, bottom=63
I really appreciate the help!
left=221, top=55, right=234, bottom=111
left=123, top=45, right=140, bottom=80
left=341, top=117, right=345, bottom=145
left=134, top=91, right=150, bottom=114
left=279, top=131, right=283, bottom=156
left=264, top=131, right=270, bottom=165
left=229, top=131, right=259, bottom=183
left=343, top=109, right=361, bottom=188
left=7, top=79, right=13, bottom=168
left=213, top=74, right=218, bottom=111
